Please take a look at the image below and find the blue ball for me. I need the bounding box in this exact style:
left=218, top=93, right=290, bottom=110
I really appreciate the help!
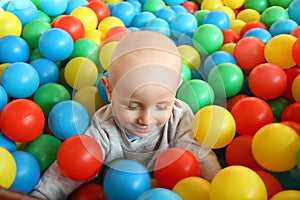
left=144, top=18, right=170, bottom=37
left=40, top=0, right=68, bottom=17
left=127, top=0, right=142, bottom=14
left=6, top=0, right=38, bottom=26
left=191, top=69, right=204, bottom=80
left=288, top=0, right=300, bottom=24
left=97, top=72, right=110, bottom=104
left=137, top=188, right=182, bottom=200
left=170, top=12, right=198, bottom=38
left=155, top=8, right=176, bottom=24
left=243, top=28, right=272, bottom=44
left=0, top=85, right=8, bottom=112
left=2, top=62, right=40, bottom=98
left=39, top=28, right=74, bottom=62
left=202, top=10, right=230, bottom=30
left=111, top=2, right=136, bottom=27
left=203, top=51, right=236, bottom=78
left=0, top=35, right=30, bottom=63
left=164, top=0, right=186, bottom=6
left=269, top=18, right=298, bottom=36
left=176, top=30, right=194, bottom=46
left=133, top=11, right=156, bottom=28
left=10, top=151, right=40, bottom=193
left=171, top=5, right=188, bottom=14
left=30, top=58, right=60, bottom=85
left=104, top=159, right=151, bottom=200
left=0, top=132, right=17, bottom=152
left=65, top=0, right=88, bottom=14
left=48, top=100, right=89, bottom=140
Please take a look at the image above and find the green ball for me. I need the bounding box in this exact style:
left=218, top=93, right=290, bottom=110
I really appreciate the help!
left=25, top=134, right=61, bottom=173
left=33, top=83, right=71, bottom=117
left=143, top=0, right=166, bottom=14
left=176, top=79, right=215, bottom=114
left=29, top=48, right=44, bottom=62
left=260, top=6, right=289, bottom=28
left=193, top=10, right=210, bottom=25
left=37, top=10, right=51, bottom=23
left=267, top=97, right=291, bottom=122
left=22, top=19, right=51, bottom=49
left=269, top=0, right=293, bottom=8
left=193, top=24, right=223, bottom=55
left=297, top=149, right=300, bottom=173
left=69, top=38, right=100, bottom=67
left=207, top=62, right=244, bottom=98
left=244, top=0, right=269, bottom=13
left=180, top=62, right=192, bottom=83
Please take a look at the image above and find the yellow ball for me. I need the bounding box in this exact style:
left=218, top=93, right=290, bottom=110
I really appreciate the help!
left=99, top=41, right=119, bottom=71
left=173, top=177, right=210, bottom=200
left=264, top=34, right=297, bottom=69
left=70, top=7, right=98, bottom=31
left=237, top=9, right=261, bottom=23
left=216, top=6, right=236, bottom=20
left=178, top=45, right=201, bottom=70
left=201, top=0, right=224, bottom=10
left=271, top=190, right=300, bottom=200
left=292, top=74, right=300, bottom=102
left=64, top=57, right=99, bottom=90
left=252, top=123, right=300, bottom=172
left=220, top=43, right=236, bottom=55
left=0, top=63, right=10, bottom=84
left=98, top=16, right=125, bottom=36
left=85, top=29, right=105, bottom=47
left=223, top=0, right=245, bottom=9
left=210, top=166, right=267, bottom=200
left=192, top=105, right=236, bottom=149
left=230, top=19, right=246, bottom=34
left=0, top=11, right=22, bottom=38
left=0, top=147, right=17, bottom=189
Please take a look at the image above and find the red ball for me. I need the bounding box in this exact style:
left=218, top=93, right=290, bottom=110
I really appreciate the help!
left=248, top=63, right=287, bottom=100
left=240, top=21, right=268, bottom=37
left=104, top=26, right=130, bottom=43
left=280, top=121, right=300, bottom=136
left=225, top=135, right=263, bottom=170
left=69, top=183, right=106, bottom=200
left=233, top=37, right=265, bottom=70
left=53, top=15, right=85, bottom=41
left=87, top=0, right=110, bottom=23
left=154, top=147, right=200, bottom=189
left=292, top=37, right=300, bottom=66
left=290, top=26, right=300, bottom=38
left=57, top=134, right=103, bottom=181
left=281, top=102, right=300, bottom=124
left=0, top=99, right=45, bottom=142
left=282, top=67, right=300, bottom=102
left=181, top=1, right=199, bottom=14
left=222, top=29, right=241, bottom=44
left=255, top=170, right=283, bottom=199
left=231, top=97, right=274, bottom=136
left=226, top=94, right=249, bottom=111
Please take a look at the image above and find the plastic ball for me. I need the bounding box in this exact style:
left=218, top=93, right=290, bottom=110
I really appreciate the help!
left=252, top=123, right=300, bottom=172
left=210, top=166, right=267, bottom=200
left=53, top=15, right=85, bottom=41
left=223, top=0, right=245, bottom=9
left=281, top=121, right=300, bottom=136
left=98, top=16, right=125, bottom=35
left=64, top=57, right=99, bottom=90
left=133, top=11, right=156, bottom=28
left=103, top=159, right=151, bottom=200
left=267, top=97, right=291, bottom=122
left=233, top=36, right=265, bottom=70
left=255, top=170, right=283, bottom=199
left=177, top=45, right=201, bottom=70
left=143, top=0, right=166, bottom=14
left=0, top=146, right=16, bottom=189
left=170, top=12, right=198, bottom=38
left=230, top=19, right=247, bottom=34
left=87, top=0, right=110, bottom=23
left=154, top=147, right=200, bottom=189
left=260, top=6, right=289, bottom=28
left=6, top=0, right=38, bottom=26
left=248, top=63, right=287, bottom=100
left=203, top=50, right=236, bottom=78
left=176, top=79, right=214, bottom=114
left=0, top=85, right=8, bottom=112
left=292, top=74, right=300, bottom=102
left=292, top=37, right=300, bottom=67
left=111, top=2, right=136, bottom=27
left=171, top=6, right=188, bottom=15
left=97, top=72, right=110, bottom=104
left=244, top=0, right=269, bottom=13
left=226, top=94, right=249, bottom=111
left=2, top=62, right=39, bottom=98
left=0, top=99, right=45, bottom=143
left=269, top=19, right=298, bottom=37
left=180, top=62, right=192, bottom=82
left=155, top=8, right=176, bottom=24
left=25, top=134, right=62, bottom=173
left=282, top=67, right=300, bottom=101
left=57, top=134, right=103, bottom=181
left=193, top=24, right=223, bottom=54
left=181, top=1, right=199, bottom=14
left=231, top=97, right=274, bottom=136
left=145, top=18, right=170, bottom=37
left=270, top=167, right=300, bottom=190
left=222, top=29, right=241, bottom=44
left=70, top=6, right=98, bottom=32
left=208, top=62, right=244, bottom=98
left=0, top=11, right=22, bottom=37
left=69, top=183, right=106, bottom=200
left=288, top=0, right=300, bottom=24
left=281, top=102, right=300, bottom=124
left=40, top=0, right=68, bottom=17
left=243, top=28, right=271, bottom=45
left=176, top=30, right=194, bottom=46
left=0, top=35, right=30, bottom=63
left=202, top=10, right=230, bottom=30
left=192, top=105, right=236, bottom=149
left=240, top=21, right=268, bottom=37
left=104, top=26, right=130, bottom=43
left=84, top=29, right=105, bottom=46
left=65, top=0, right=88, bottom=15
left=138, top=188, right=182, bottom=200
left=30, top=58, right=60, bottom=85
left=220, top=43, right=236, bottom=55
left=200, top=0, right=224, bottom=10
left=48, top=100, right=89, bottom=140
left=236, top=8, right=260, bottom=23
left=164, top=0, right=185, bottom=6
left=271, top=190, right=300, bottom=200
left=39, top=28, right=74, bottom=62
left=193, top=9, right=210, bottom=25
left=10, top=151, right=40, bottom=193
left=225, top=135, right=263, bottom=170
left=0, top=132, right=17, bottom=152
left=172, top=177, right=210, bottom=200
left=99, top=41, right=118, bottom=71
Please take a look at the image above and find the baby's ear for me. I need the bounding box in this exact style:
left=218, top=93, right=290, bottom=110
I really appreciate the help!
left=101, top=76, right=112, bottom=102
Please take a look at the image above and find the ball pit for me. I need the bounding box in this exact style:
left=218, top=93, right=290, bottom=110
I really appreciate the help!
left=1, top=0, right=300, bottom=198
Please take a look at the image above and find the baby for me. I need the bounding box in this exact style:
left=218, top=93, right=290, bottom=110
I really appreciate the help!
left=31, top=30, right=221, bottom=199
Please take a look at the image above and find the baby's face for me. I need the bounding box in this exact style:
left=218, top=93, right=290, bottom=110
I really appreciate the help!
left=113, top=84, right=175, bottom=138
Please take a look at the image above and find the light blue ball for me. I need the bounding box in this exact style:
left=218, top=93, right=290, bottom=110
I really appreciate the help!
left=243, top=28, right=272, bottom=44
left=176, top=30, right=194, bottom=46
left=40, top=0, right=68, bottom=17
left=137, top=188, right=182, bottom=200
left=48, top=100, right=89, bottom=140
left=202, top=10, right=230, bottom=30
left=133, top=11, right=156, bottom=28
left=164, top=0, right=186, bottom=6
left=2, top=62, right=40, bottom=98
left=269, top=18, right=298, bottom=36
left=0, top=132, right=17, bottom=152
left=127, top=0, right=142, bottom=14
left=171, top=5, right=187, bottom=14
left=0, top=85, right=8, bottom=112
left=111, top=2, right=136, bottom=27
left=0, top=35, right=30, bottom=63
left=155, top=7, right=176, bottom=24
left=144, top=18, right=170, bottom=37
left=170, top=12, right=198, bottom=38
left=10, top=151, right=40, bottom=193
left=65, top=0, right=88, bottom=15
left=97, top=72, right=110, bottom=104
left=30, top=58, right=59, bottom=85
left=288, top=0, right=300, bottom=24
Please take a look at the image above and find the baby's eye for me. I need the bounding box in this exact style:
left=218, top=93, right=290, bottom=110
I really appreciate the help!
left=155, top=105, right=169, bottom=110
left=128, top=104, right=141, bottom=110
